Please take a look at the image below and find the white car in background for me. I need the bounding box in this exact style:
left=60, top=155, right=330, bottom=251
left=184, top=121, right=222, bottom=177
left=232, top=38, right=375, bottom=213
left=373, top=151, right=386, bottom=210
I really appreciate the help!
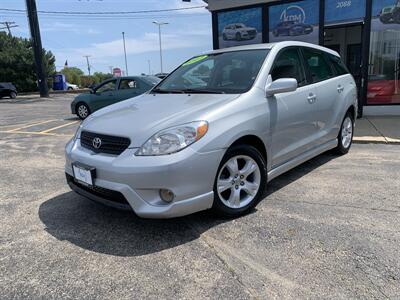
left=66, top=82, right=79, bottom=90
left=222, top=23, right=258, bottom=41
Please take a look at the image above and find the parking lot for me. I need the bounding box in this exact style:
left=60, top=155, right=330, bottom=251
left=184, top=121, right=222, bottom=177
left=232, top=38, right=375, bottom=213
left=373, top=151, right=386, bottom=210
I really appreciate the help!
left=0, top=94, right=399, bottom=299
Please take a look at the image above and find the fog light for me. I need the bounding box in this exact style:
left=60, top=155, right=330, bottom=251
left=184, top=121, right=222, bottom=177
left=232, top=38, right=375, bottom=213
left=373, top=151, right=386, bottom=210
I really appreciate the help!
left=159, top=189, right=174, bottom=203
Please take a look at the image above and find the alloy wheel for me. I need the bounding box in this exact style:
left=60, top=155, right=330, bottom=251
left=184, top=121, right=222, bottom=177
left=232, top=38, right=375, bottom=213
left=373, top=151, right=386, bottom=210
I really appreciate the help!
left=341, top=116, right=353, bottom=149
left=217, top=155, right=261, bottom=209
left=78, top=104, right=88, bottom=119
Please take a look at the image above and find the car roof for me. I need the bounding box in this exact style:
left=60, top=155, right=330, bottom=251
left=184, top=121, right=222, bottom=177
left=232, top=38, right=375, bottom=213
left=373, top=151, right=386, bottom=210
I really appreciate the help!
left=205, top=41, right=340, bottom=57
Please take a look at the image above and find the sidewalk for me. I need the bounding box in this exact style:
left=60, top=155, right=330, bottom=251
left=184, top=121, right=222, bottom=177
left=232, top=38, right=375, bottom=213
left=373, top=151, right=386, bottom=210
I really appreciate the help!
left=354, top=116, right=400, bottom=144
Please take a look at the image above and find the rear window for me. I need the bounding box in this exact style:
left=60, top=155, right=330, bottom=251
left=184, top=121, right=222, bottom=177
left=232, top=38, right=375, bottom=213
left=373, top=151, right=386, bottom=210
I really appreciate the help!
left=327, top=54, right=350, bottom=76
left=302, top=48, right=335, bottom=83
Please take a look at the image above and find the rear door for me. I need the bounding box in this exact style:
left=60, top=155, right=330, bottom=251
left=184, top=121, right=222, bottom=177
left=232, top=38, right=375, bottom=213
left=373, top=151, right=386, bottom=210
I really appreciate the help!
left=269, top=47, right=318, bottom=168
left=301, top=47, right=339, bottom=145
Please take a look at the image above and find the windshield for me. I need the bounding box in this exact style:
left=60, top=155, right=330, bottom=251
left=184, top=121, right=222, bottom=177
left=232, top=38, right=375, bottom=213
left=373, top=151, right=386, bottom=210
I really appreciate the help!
left=153, top=49, right=269, bottom=94
left=141, top=76, right=161, bottom=85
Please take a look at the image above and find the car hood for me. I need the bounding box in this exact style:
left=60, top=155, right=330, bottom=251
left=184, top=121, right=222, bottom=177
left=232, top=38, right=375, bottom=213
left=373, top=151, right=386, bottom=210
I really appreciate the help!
left=82, top=93, right=240, bottom=147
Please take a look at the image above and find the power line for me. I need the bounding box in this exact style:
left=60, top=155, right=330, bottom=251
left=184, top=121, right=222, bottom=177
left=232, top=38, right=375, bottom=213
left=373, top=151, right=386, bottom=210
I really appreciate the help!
left=0, top=6, right=207, bottom=15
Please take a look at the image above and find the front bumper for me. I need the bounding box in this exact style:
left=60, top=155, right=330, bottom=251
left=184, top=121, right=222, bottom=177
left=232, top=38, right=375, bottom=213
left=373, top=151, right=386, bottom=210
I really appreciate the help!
left=65, top=138, right=225, bottom=218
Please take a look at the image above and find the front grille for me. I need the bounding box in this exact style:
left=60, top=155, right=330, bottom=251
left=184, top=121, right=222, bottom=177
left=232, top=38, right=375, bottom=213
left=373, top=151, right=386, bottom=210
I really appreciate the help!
left=80, top=131, right=131, bottom=155
left=66, top=174, right=130, bottom=205
left=248, top=30, right=256, bottom=35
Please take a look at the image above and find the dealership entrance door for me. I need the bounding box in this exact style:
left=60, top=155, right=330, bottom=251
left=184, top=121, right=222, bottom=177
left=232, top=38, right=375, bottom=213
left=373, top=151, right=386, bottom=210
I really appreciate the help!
left=324, top=24, right=363, bottom=93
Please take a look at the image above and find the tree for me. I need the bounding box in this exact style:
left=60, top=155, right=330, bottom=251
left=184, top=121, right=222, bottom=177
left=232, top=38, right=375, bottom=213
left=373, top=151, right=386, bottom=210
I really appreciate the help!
left=0, top=32, right=55, bottom=92
left=61, top=67, right=84, bottom=86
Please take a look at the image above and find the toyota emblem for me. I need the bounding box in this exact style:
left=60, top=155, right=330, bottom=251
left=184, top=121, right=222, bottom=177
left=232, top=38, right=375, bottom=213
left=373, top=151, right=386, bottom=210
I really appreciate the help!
left=92, top=137, right=102, bottom=149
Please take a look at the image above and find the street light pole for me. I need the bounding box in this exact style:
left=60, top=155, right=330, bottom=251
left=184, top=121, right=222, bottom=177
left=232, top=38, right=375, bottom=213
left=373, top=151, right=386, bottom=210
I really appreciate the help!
left=152, top=21, right=168, bottom=73
left=122, top=31, right=128, bottom=76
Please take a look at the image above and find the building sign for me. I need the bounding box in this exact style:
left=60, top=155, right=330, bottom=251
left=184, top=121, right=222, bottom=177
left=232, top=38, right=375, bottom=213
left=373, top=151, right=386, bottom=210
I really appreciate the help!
left=325, top=0, right=366, bottom=25
left=269, top=0, right=319, bottom=44
left=217, top=7, right=262, bottom=48
left=113, top=67, right=122, bottom=77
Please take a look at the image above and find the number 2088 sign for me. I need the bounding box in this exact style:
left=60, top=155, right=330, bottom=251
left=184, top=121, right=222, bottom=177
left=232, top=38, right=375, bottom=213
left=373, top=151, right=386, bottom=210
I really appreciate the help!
left=325, top=0, right=366, bottom=25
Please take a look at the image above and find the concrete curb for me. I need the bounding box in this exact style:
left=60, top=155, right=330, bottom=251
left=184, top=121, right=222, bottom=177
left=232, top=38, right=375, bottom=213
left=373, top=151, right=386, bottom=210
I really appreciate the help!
left=353, top=137, right=400, bottom=145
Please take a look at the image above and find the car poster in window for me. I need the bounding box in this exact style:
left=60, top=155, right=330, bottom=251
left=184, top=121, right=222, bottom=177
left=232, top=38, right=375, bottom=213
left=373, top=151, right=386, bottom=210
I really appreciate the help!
left=325, top=0, right=366, bottom=25
left=367, top=0, right=400, bottom=104
left=269, top=0, right=319, bottom=44
left=217, top=7, right=262, bottom=49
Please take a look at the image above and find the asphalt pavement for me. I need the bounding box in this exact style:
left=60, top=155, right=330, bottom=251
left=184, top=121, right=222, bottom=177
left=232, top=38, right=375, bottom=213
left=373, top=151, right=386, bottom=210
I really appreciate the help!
left=0, top=95, right=399, bottom=299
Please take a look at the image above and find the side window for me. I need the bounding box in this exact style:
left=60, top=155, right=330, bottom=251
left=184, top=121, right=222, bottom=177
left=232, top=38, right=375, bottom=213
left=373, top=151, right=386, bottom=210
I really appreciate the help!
left=270, top=48, right=307, bottom=87
left=96, top=80, right=117, bottom=93
left=302, top=48, right=335, bottom=83
left=327, top=54, right=349, bottom=76
left=119, top=79, right=138, bottom=90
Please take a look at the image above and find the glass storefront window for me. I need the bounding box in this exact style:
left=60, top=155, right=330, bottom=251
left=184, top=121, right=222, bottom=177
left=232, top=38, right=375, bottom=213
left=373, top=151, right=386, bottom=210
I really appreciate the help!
left=324, top=0, right=366, bottom=25
left=217, top=7, right=262, bottom=49
left=269, top=0, right=319, bottom=44
left=368, top=0, right=400, bottom=104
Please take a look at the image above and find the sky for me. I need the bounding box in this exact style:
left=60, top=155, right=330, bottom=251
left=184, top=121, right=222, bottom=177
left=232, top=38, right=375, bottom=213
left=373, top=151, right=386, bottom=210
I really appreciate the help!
left=0, top=0, right=212, bottom=75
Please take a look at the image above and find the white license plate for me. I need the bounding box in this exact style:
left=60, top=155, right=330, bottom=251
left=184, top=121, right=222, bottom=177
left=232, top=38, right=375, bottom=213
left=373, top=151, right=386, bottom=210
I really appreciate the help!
left=72, top=164, right=94, bottom=186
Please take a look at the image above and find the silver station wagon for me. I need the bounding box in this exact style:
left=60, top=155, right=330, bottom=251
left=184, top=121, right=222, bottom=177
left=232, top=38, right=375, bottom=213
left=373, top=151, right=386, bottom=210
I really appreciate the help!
left=65, top=41, right=357, bottom=219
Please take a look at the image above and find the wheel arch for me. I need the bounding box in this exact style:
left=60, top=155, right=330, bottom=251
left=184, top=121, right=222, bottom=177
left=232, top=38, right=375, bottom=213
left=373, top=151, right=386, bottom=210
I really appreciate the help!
left=228, top=135, right=268, bottom=166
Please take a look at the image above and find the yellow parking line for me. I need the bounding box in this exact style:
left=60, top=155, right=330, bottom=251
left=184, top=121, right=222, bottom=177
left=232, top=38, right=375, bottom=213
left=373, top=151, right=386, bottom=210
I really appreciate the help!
left=40, top=121, right=78, bottom=133
left=7, top=119, right=58, bottom=132
left=0, top=130, right=72, bottom=137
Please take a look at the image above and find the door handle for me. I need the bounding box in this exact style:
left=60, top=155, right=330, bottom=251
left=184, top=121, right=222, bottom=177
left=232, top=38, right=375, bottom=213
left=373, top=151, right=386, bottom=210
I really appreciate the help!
left=337, top=85, right=344, bottom=93
left=307, top=94, right=317, bottom=104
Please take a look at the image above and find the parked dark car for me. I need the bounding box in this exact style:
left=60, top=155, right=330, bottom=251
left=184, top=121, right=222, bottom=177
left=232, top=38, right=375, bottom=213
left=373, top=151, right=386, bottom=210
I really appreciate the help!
left=379, top=5, right=400, bottom=24
left=0, top=82, right=17, bottom=99
left=272, top=21, right=313, bottom=37
left=71, top=76, right=161, bottom=119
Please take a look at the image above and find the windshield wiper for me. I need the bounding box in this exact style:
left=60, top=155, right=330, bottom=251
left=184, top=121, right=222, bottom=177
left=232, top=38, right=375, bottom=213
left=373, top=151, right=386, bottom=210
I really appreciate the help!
left=179, top=88, right=225, bottom=94
left=151, top=88, right=185, bottom=94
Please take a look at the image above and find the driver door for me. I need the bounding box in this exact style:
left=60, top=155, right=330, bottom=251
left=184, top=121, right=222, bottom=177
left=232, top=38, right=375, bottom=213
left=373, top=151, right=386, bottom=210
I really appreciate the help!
left=268, top=47, right=318, bottom=168
left=92, top=79, right=117, bottom=111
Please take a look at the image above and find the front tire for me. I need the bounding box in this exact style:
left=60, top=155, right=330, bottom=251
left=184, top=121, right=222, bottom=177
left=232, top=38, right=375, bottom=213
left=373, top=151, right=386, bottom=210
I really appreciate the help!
left=235, top=32, right=241, bottom=41
left=76, top=102, right=90, bottom=120
left=335, top=112, right=354, bottom=155
left=9, top=91, right=17, bottom=99
left=212, top=145, right=267, bottom=218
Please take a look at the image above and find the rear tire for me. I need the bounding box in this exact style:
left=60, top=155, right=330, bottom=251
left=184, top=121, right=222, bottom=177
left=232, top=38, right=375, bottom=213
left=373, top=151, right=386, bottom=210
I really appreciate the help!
left=335, top=112, right=354, bottom=155
left=9, top=91, right=16, bottom=99
left=212, top=145, right=267, bottom=218
left=76, top=102, right=90, bottom=120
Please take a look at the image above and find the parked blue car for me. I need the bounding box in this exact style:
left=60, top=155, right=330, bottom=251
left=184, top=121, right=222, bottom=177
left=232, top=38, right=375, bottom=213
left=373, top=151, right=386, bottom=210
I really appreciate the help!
left=272, top=21, right=313, bottom=37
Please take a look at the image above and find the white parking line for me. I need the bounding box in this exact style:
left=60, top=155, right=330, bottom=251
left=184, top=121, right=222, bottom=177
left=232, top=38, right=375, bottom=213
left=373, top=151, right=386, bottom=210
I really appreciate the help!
left=7, top=119, right=58, bottom=132
left=40, top=121, right=79, bottom=133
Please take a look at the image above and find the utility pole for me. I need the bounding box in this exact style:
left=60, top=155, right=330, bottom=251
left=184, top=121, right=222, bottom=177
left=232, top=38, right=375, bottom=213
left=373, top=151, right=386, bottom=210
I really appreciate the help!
left=109, top=66, right=113, bottom=74
left=25, top=0, right=48, bottom=97
left=83, top=55, right=91, bottom=76
left=122, top=32, right=128, bottom=76
left=152, top=21, right=169, bottom=73
left=147, top=60, right=151, bottom=75
left=0, top=21, right=18, bottom=35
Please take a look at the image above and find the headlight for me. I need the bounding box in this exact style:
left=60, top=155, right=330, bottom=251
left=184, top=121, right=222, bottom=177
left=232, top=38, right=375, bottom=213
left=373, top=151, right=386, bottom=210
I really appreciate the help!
left=73, top=124, right=83, bottom=141
left=136, top=121, right=208, bottom=156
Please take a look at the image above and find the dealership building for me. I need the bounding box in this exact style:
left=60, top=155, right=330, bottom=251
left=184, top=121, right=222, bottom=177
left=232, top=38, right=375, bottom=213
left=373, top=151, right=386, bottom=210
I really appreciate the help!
left=206, top=0, right=400, bottom=116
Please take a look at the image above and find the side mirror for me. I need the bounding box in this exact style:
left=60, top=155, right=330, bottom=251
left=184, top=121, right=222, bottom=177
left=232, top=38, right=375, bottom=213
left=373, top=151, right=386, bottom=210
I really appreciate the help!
left=265, top=75, right=298, bottom=97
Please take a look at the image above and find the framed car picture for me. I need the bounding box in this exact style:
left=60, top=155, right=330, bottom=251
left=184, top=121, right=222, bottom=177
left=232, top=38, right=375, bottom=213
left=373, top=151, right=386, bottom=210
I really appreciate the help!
left=269, top=0, right=319, bottom=44
left=217, top=7, right=263, bottom=49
